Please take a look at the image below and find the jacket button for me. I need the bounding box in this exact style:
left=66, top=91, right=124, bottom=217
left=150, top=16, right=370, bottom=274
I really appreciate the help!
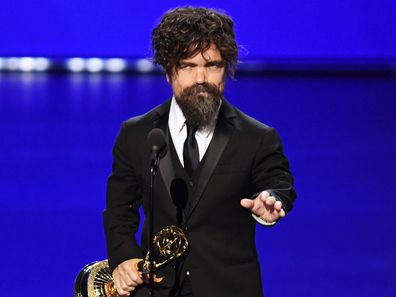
left=189, top=181, right=194, bottom=187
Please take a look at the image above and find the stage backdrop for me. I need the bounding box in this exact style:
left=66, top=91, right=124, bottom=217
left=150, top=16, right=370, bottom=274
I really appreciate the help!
left=0, top=0, right=395, bottom=58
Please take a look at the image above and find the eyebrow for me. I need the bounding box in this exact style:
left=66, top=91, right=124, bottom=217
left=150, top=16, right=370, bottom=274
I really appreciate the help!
left=178, top=60, right=224, bottom=67
left=205, top=60, right=224, bottom=67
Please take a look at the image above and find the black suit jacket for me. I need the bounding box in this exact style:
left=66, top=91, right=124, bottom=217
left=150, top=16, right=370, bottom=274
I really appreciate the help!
left=103, top=99, right=296, bottom=297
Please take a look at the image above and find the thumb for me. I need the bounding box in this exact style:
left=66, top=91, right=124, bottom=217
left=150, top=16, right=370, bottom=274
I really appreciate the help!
left=240, top=198, right=254, bottom=209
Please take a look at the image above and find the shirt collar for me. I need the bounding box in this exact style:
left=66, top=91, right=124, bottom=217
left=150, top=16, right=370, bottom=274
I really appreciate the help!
left=169, top=97, right=187, bottom=135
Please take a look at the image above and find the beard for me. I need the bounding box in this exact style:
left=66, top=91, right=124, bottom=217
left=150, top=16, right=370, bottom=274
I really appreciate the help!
left=175, top=83, right=222, bottom=131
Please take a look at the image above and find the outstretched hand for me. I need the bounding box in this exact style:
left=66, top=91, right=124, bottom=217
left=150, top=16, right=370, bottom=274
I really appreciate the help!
left=240, top=191, right=285, bottom=224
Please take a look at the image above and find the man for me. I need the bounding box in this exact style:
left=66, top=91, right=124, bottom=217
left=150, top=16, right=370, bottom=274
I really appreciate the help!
left=104, top=7, right=296, bottom=297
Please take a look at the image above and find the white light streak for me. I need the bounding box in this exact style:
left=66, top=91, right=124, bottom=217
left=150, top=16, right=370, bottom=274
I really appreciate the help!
left=105, top=58, right=127, bottom=72
left=67, top=58, right=85, bottom=72
left=34, top=57, right=50, bottom=71
left=5, top=57, right=20, bottom=71
left=136, top=59, right=154, bottom=72
left=86, top=58, right=104, bottom=72
left=19, top=57, right=35, bottom=71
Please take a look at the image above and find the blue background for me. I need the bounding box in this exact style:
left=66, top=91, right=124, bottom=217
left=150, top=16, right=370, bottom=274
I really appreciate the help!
left=1, top=0, right=395, bottom=58
left=1, top=1, right=396, bottom=297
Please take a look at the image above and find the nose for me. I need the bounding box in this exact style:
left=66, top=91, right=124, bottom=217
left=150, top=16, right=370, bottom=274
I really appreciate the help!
left=194, top=67, right=207, bottom=84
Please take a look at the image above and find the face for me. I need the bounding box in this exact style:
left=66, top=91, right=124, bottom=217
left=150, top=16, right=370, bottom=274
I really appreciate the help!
left=168, top=44, right=226, bottom=130
left=168, top=44, right=225, bottom=97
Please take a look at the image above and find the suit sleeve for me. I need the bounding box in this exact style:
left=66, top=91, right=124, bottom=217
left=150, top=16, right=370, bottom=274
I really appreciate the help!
left=251, top=127, right=296, bottom=213
left=103, top=122, right=144, bottom=272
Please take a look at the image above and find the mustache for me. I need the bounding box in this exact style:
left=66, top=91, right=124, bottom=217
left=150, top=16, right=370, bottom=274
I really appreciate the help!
left=181, top=83, right=221, bottom=98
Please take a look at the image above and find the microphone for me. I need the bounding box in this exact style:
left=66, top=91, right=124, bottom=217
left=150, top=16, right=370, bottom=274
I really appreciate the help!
left=147, top=128, right=168, bottom=159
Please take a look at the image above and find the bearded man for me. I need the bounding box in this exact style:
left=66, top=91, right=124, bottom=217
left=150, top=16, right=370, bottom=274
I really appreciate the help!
left=103, top=7, right=296, bottom=297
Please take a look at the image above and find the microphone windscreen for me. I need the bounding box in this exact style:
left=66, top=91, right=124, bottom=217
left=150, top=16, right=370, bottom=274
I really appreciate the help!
left=170, top=178, right=189, bottom=209
left=147, top=128, right=166, bottom=150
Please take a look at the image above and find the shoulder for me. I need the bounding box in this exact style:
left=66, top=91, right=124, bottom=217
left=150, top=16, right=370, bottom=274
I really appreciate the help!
left=112, top=100, right=171, bottom=157
left=222, top=101, right=282, bottom=150
left=121, top=100, right=171, bottom=132
left=225, top=101, right=276, bottom=136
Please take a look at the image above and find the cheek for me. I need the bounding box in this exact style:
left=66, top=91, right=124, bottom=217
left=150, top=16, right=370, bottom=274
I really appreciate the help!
left=171, top=82, right=184, bottom=97
left=210, top=72, right=225, bottom=89
left=171, top=77, right=194, bottom=96
left=215, top=78, right=225, bottom=92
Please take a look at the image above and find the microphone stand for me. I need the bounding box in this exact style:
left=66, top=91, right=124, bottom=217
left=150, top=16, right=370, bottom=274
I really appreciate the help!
left=169, top=178, right=188, bottom=296
left=149, top=150, right=160, bottom=297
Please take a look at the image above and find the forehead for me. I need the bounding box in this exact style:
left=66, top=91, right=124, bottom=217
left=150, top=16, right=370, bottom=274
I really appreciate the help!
left=181, top=45, right=222, bottom=63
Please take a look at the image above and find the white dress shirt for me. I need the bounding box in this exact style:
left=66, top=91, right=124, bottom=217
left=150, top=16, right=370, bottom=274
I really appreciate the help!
left=168, top=97, right=217, bottom=165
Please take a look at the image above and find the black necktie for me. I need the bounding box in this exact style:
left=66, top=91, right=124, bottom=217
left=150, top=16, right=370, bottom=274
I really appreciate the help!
left=183, top=124, right=199, bottom=176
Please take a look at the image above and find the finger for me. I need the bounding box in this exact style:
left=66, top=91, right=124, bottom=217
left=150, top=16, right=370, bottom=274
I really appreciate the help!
left=120, top=268, right=142, bottom=285
left=274, top=200, right=283, bottom=211
left=117, top=271, right=139, bottom=290
left=279, top=209, right=286, bottom=218
left=127, top=271, right=143, bottom=285
left=135, top=276, right=143, bottom=285
left=264, top=196, right=276, bottom=206
left=119, top=279, right=135, bottom=294
left=259, top=191, right=271, bottom=198
left=113, top=272, right=125, bottom=295
left=125, top=277, right=140, bottom=288
left=115, top=280, right=130, bottom=296
left=240, top=198, right=254, bottom=209
left=259, top=211, right=278, bottom=223
left=259, top=191, right=270, bottom=201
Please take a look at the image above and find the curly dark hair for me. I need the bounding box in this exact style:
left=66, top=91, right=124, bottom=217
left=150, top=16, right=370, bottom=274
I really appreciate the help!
left=152, top=7, right=238, bottom=78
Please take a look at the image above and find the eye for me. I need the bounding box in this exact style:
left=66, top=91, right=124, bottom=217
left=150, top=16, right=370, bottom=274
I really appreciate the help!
left=207, top=63, right=224, bottom=71
left=178, top=63, right=194, bottom=70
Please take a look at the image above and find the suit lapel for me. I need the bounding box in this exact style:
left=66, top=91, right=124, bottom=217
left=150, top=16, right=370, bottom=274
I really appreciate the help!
left=184, top=99, right=236, bottom=223
left=151, top=100, right=174, bottom=200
